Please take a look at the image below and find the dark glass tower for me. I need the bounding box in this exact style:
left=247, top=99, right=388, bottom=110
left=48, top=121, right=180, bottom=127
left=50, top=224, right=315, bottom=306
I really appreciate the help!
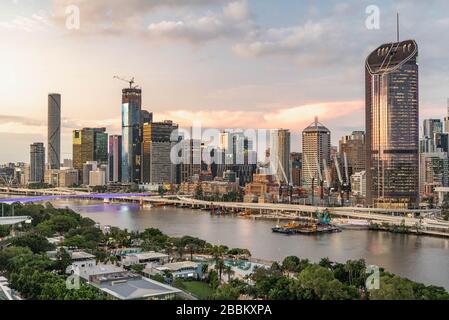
left=48, top=93, right=61, bottom=169
left=365, top=40, right=419, bottom=208
left=121, top=88, right=142, bottom=183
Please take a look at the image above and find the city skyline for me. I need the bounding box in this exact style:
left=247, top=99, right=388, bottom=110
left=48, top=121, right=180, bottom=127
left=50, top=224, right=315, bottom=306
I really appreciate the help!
left=2, top=1, right=449, bottom=162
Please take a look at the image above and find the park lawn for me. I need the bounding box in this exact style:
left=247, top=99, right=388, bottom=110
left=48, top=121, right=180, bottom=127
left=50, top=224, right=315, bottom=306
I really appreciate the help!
left=181, top=281, right=215, bottom=299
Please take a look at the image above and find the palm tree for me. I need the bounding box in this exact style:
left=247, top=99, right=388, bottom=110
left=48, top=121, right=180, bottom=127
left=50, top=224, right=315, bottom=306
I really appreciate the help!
left=215, top=259, right=226, bottom=281
left=225, top=265, right=234, bottom=282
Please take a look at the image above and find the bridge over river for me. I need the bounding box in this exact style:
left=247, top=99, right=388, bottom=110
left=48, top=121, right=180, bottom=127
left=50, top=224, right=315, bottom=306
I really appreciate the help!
left=1, top=188, right=448, bottom=237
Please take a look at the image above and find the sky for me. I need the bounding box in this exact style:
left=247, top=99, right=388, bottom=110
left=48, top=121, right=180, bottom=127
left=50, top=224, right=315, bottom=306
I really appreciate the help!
left=1, top=0, right=449, bottom=162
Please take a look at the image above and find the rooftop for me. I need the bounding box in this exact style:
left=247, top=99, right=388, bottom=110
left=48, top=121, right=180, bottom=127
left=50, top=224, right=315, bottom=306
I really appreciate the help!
left=302, top=117, right=330, bottom=134
left=131, top=252, right=168, bottom=260
left=157, top=261, right=199, bottom=272
left=94, top=276, right=181, bottom=300
left=78, top=264, right=124, bottom=280
left=366, top=39, right=418, bottom=75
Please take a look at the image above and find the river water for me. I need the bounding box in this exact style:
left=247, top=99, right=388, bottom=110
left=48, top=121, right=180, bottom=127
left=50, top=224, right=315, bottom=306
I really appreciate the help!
left=16, top=198, right=449, bottom=289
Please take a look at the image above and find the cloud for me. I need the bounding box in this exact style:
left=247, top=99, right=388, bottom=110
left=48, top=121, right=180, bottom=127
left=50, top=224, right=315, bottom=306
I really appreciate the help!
left=223, top=0, right=249, bottom=21
left=51, top=0, right=230, bottom=34
left=0, top=13, right=53, bottom=32
left=146, top=0, right=252, bottom=43
left=147, top=16, right=231, bottom=42
left=156, top=100, right=364, bottom=132
left=233, top=21, right=328, bottom=58
left=0, top=115, right=43, bottom=127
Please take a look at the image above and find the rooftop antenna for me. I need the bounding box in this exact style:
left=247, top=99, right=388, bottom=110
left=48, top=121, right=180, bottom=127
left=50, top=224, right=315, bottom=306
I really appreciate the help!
left=396, top=13, right=400, bottom=42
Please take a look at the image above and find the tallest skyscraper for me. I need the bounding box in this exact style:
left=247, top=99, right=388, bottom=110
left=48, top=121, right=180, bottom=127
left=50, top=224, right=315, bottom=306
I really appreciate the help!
left=121, top=87, right=142, bottom=183
left=48, top=93, right=61, bottom=170
left=365, top=39, right=419, bottom=209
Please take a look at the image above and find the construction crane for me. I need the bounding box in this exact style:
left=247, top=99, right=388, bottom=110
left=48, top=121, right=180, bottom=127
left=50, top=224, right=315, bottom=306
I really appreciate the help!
left=333, top=154, right=351, bottom=206
left=113, top=76, right=139, bottom=89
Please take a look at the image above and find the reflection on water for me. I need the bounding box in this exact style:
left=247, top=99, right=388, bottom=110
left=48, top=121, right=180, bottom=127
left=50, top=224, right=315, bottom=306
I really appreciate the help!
left=51, top=199, right=449, bottom=289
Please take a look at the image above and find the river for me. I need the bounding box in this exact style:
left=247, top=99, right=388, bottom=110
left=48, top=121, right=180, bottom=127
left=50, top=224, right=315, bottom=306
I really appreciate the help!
left=43, top=198, right=449, bottom=290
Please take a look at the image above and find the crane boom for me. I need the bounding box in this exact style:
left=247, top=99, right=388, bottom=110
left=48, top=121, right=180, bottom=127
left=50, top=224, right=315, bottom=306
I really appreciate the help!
left=113, top=76, right=138, bottom=89
left=334, top=155, right=343, bottom=185
left=343, top=152, right=350, bottom=184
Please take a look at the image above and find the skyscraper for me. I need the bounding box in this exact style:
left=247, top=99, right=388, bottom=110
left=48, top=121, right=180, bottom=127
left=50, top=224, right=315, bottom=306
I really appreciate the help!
left=270, top=129, right=291, bottom=183
left=108, top=135, right=122, bottom=183
left=48, top=93, right=61, bottom=170
left=30, top=143, right=45, bottom=184
left=142, top=121, right=179, bottom=184
left=301, top=118, right=331, bottom=189
left=121, top=88, right=142, bottom=183
left=73, top=128, right=108, bottom=180
left=365, top=39, right=419, bottom=209
left=339, top=131, right=366, bottom=181
left=444, top=98, right=449, bottom=134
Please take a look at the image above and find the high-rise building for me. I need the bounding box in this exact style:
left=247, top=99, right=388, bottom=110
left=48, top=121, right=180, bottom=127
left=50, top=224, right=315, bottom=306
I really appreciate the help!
left=83, top=161, right=98, bottom=186
left=73, top=128, right=108, bottom=180
left=270, top=129, right=291, bottom=183
left=180, top=139, right=202, bottom=183
left=30, top=143, right=45, bottom=184
left=142, top=121, right=178, bottom=184
left=339, top=131, right=366, bottom=181
left=301, top=118, right=331, bottom=188
left=48, top=93, right=61, bottom=169
left=419, top=152, right=448, bottom=195
left=423, top=119, right=442, bottom=139
left=108, top=135, right=122, bottom=183
left=366, top=39, right=419, bottom=209
left=444, top=99, right=449, bottom=134
left=121, top=88, right=142, bottom=183
left=290, top=152, right=302, bottom=187
left=420, top=119, right=447, bottom=153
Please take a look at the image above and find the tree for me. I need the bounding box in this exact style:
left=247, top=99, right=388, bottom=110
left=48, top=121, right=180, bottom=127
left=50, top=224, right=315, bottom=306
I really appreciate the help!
left=53, top=248, right=72, bottom=274
left=195, top=185, right=204, bottom=200
left=282, top=256, right=300, bottom=273
left=297, top=265, right=347, bottom=300
left=215, top=259, right=226, bottom=281
left=213, top=282, right=242, bottom=300
left=11, top=233, right=55, bottom=253
left=0, top=246, right=32, bottom=271
left=369, top=274, right=415, bottom=300
left=208, top=270, right=219, bottom=290
left=224, top=265, right=235, bottom=282
left=0, top=225, right=10, bottom=238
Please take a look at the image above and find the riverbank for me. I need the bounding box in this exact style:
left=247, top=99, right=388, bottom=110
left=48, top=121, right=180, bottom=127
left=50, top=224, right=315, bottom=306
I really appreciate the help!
left=47, top=199, right=449, bottom=290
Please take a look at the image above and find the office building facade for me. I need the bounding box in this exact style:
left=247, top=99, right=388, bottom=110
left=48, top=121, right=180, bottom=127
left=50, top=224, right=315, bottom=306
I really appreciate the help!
left=121, top=88, right=142, bottom=183
left=108, top=135, right=122, bottom=183
left=30, top=143, right=45, bottom=184
left=366, top=39, right=419, bottom=208
left=142, top=121, right=178, bottom=184
left=48, top=93, right=61, bottom=169
left=301, top=118, right=331, bottom=188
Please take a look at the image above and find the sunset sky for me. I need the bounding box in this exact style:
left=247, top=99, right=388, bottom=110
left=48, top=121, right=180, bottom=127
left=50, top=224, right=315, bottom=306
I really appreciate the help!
left=1, top=0, right=449, bottom=162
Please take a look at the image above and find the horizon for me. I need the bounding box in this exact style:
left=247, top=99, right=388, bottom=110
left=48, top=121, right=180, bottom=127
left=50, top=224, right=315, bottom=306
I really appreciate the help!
left=1, top=0, right=449, bottom=162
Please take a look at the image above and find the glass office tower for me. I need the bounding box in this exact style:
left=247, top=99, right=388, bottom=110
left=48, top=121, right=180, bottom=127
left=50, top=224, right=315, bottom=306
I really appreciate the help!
left=121, top=88, right=142, bottom=183
left=48, top=93, right=61, bottom=169
left=365, top=40, right=419, bottom=208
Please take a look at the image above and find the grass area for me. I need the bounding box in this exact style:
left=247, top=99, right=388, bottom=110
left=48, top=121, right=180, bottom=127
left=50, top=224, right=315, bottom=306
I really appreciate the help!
left=181, top=281, right=215, bottom=299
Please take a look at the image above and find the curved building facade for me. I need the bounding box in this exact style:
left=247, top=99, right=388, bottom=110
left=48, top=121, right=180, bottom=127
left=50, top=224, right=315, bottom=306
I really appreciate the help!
left=365, top=40, right=419, bottom=208
left=48, top=93, right=61, bottom=170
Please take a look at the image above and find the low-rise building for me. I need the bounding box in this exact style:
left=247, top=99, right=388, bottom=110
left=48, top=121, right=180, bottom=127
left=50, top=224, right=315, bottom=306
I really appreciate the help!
left=47, top=249, right=97, bottom=274
left=180, top=180, right=239, bottom=196
left=244, top=174, right=279, bottom=203
left=44, top=168, right=79, bottom=187
left=144, top=261, right=202, bottom=280
left=77, top=264, right=180, bottom=300
left=120, top=252, right=169, bottom=267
